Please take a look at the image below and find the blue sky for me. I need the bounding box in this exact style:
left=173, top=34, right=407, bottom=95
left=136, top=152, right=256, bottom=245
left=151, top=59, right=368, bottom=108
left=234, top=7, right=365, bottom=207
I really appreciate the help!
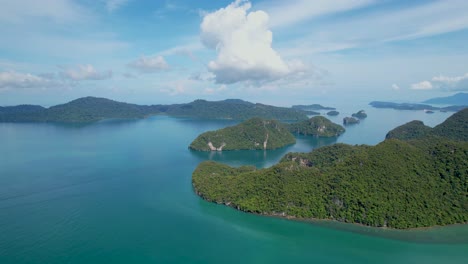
left=0, top=0, right=467, bottom=106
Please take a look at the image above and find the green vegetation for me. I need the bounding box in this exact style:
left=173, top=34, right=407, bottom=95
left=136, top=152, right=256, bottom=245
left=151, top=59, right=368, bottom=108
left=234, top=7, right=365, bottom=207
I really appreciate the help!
left=192, top=109, right=468, bottom=229
left=352, top=110, right=367, bottom=119
left=327, top=111, right=339, bottom=116
left=292, top=104, right=336, bottom=110
left=1, top=97, right=308, bottom=123
left=162, top=99, right=307, bottom=120
left=0, top=97, right=160, bottom=123
left=386, top=121, right=432, bottom=140
left=387, top=109, right=468, bottom=141
left=287, top=116, right=345, bottom=137
left=189, top=118, right=296, bottom=151
left=343, top=117, right=359, bottom=125
left=190, top=116, right=344, bottom=151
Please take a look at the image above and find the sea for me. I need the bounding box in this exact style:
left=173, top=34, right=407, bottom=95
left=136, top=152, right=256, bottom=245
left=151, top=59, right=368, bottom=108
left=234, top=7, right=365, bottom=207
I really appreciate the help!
left=1, top=102, right=467, bottom=263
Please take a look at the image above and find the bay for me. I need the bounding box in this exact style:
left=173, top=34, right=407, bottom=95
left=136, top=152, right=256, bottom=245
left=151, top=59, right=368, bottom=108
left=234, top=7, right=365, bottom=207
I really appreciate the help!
left=0, top=105, right=467, bottom=264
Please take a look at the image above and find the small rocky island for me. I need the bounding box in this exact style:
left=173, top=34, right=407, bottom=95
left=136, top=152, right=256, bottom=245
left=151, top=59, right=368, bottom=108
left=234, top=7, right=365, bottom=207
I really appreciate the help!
left=352, top=110, right=367, bottom=119
left=287, top=116, right=345, bottom=137
left=326, top=110, right=339, bottom=116
left=343, top=117, right=359, bottom=125
left=190, top=116, right=345, bottom=151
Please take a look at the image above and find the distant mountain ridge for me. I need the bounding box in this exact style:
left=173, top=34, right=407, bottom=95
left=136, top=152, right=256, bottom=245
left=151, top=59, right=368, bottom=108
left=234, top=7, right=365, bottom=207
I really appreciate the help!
left=0, top=96, right=308, bottom=123
left=369, top=101, right=466, bottom=112
left=422, top=93, right=468, bottom=105
left=292, top=104, right=336, bottom=111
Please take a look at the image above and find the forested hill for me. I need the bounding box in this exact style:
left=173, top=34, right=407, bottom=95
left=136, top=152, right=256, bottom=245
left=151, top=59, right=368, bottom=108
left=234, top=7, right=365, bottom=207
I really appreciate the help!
left=287, top=116, right=345, bottom=137
left=0, top=97, right=308, bottom=123
left=192, top=109, right=468, bottom=229
left=189, top=118, right=296, bottom=151
left=0, top=97, right=160, bottom=123
left=386, top=108, right=468, bottom=141
left=162, top=99, right=307, bottom=120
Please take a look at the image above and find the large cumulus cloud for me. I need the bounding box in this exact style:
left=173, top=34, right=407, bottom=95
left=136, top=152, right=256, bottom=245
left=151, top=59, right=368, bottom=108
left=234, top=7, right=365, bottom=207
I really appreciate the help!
left=200, top=0, right=300, bottom=84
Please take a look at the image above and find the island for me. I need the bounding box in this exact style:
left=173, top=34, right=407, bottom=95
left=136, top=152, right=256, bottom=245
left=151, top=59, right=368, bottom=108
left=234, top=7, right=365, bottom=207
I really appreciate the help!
left=192, top=108, right=468, bottom=229
left=0, top=97, right=309, bottom=123
left=326, top=110, right=339, bottom=116
left=369, top=101, right=466, bottom=112
left=189, top=118, right=296, bottom=151
left=343, top=117, right=359, bottom=125
left=189, top=116, right=345, bottom=151
left=351, top=110, right=367, bottom=119
left=287, top=116, right=345, bottom=137
left=292, top=104, right=336, bottom=111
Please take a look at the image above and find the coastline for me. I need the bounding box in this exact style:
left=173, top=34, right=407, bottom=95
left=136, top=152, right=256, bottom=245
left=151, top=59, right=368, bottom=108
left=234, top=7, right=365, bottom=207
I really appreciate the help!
left=194, top=186, right=468, bottom=236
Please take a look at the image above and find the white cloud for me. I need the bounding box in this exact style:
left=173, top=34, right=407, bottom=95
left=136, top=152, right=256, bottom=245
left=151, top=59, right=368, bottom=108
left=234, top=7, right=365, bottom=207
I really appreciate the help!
left=106, top=0, right=131, bottom=12
left=432, top=73, right=468, bottom=91
left=412, top=73, right=468, bottom=91
left=128, top=55, right=169, bottom=73
left=0, top=71, right=59, bottom=89
left=262, top=0, right=374, bottom=28
left=200, top=0, right=303, bottom=84
left=159, top=42, right=203, bottom=61
left=60, top=65, right=112, bottom=81
left=204, top=85, right=227, bottom=95
left=0, top=0, right=88, bottom=24
left=159, top=82, right=187, bottom=96
left=391, top=84, right=400, bottom=91
left=411, top=81, right=433, bottom=90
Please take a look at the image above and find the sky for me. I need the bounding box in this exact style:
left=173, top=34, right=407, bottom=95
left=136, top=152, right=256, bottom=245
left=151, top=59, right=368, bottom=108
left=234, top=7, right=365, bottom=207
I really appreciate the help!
left=0, top=0, right=467, bottom=106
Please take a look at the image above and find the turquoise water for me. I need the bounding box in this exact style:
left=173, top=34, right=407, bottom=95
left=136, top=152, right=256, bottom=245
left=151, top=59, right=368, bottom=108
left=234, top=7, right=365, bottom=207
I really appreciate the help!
left=1, top=107, right=467, bottom=263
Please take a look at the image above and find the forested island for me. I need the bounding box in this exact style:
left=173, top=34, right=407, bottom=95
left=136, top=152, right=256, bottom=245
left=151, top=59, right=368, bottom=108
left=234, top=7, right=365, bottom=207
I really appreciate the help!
left=192, top=109, right=468, bottom=229
left=0, top=97, right=309, bottom=123
left=190, top=116, right=345, bottom=151
left=352, top=110, right=367, bottom=119
left=287, top=116, right=345, bottom=137
left=369, top=101, right=466, bottom=112
left=292, top=104, right=336, bottom=111
left=189, top=118, right=295, bottom=151
left=327, top=111, right=339, bottom=116
left=343, top=117, right=359, bottom=125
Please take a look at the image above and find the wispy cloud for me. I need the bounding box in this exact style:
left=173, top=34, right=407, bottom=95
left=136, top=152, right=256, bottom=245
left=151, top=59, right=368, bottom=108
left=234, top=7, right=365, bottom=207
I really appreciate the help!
left=260, top=0, right=374, bottom=28
left=275, top=0, right=468, bottom=56
left=0, top=0, right=89, bottom=24
left=411, top=81, right=433, bottom=90
left=60, top=65, right=112, bottom=81
left=106, top=0, right=132, bottom=13
left=0, top=71, right=59, bottom=89
left=412, top=73, right=468, bottom=91
left=128, top=55, right=170, bottom=73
